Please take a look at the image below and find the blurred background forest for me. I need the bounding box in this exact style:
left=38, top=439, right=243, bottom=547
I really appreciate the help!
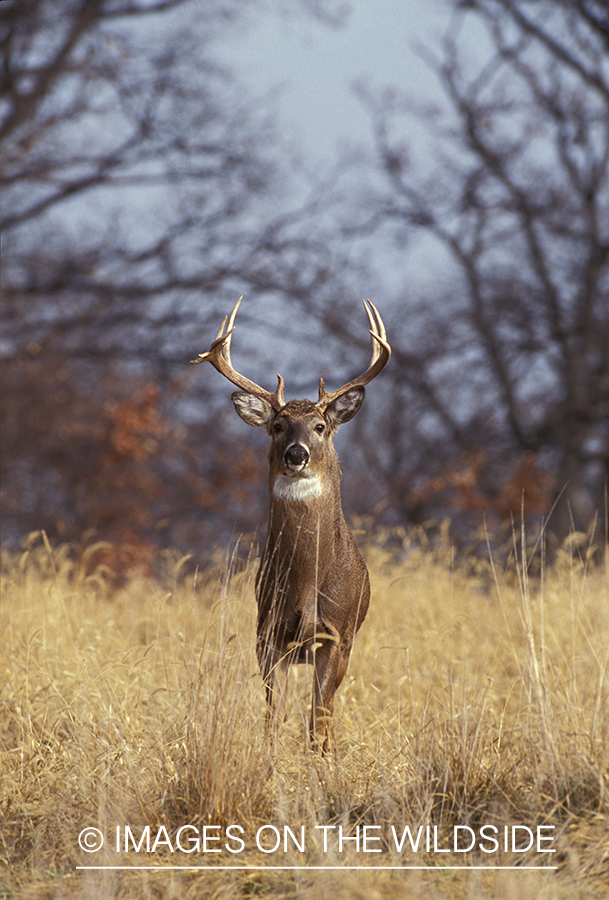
left=1, top=0, right=608, bottom=572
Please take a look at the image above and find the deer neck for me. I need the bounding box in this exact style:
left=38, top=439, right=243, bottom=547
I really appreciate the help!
left=266, top=458, right=347, bottom=557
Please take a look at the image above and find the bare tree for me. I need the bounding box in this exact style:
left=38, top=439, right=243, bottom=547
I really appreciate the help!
left=0, top=0, right=345, bottom=556
left=1, top=0, right=344, bottom=361
left=343, top=0, right=609, bottom=546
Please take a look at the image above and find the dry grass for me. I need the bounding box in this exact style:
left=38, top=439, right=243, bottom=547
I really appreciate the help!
left=1, top=529, right=608, bottom=899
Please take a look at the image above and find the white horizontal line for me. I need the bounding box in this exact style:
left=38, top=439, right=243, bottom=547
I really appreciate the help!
left=77, top=865, right=558, bottom=871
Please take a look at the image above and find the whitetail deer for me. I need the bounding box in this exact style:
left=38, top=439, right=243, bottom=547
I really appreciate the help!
left=192, top=298, right=390, bottom=753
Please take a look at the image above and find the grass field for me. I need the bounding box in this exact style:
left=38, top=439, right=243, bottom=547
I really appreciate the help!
left=1, top=528, right=608, bottom=899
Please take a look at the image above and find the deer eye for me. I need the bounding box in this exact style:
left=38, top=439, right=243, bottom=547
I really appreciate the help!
left=314, top=423, right=325, bottom=434
left=273, top=421, right=283, bottom=434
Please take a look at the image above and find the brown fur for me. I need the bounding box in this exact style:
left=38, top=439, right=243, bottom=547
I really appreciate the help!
left=192, top=299, right=390, bottom=753
left=234, top=394, right=369, bottom=753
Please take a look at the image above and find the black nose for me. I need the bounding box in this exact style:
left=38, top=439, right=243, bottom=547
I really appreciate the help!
left=285, top=444, right=309, bottom=467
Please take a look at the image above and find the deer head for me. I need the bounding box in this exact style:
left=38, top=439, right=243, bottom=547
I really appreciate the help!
left=192, top=297, right=390, bottom=497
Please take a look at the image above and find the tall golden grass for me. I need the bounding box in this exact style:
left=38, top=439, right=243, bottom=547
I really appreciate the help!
left=1, top=528, right=607, bottom=899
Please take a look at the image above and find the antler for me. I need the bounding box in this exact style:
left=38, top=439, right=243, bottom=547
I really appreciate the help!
left=316, top=299, right=391, bottom=410
left=191, top=296, right=286, bottom=411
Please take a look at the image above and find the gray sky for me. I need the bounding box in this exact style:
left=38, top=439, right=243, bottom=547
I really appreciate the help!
left=211, top=0, right=461, bottom=305
left=216, top=1, right=452, bottom=168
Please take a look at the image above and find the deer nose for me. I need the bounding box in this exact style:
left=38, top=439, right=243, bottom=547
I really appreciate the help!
left=285, top=444, right=309, bottom=469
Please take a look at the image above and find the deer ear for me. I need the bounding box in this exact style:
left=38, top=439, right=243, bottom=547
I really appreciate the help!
left=325, top=386, right=365, bottom=428
left=232, top=391, right=274, bottom=428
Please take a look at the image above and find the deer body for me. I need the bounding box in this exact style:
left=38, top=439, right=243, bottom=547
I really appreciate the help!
left=249, top=398, right=370, bottom=752
left=192, top=300, right=390, bottom=753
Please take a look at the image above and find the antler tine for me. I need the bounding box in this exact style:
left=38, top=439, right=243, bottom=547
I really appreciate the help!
left=317, top=299, right=391, bottom=410
left=363, top=298, right=388, bottom=365
left=221, top=294, right=243, bottom=370
left=191, top=297, right=286, bottom=410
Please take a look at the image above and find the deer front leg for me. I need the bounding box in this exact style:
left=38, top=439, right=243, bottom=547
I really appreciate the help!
left=257, top=637, right=289, bottom=743
left=309, top=629, right=345, bottom=755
